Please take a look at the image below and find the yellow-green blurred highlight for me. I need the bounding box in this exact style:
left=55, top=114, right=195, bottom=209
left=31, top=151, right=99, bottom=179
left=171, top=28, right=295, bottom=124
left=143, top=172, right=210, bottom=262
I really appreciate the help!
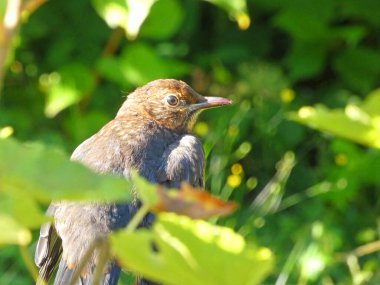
left=0, top=126, right=14, bottom=139
left=280, top=88, right=295, bottom=103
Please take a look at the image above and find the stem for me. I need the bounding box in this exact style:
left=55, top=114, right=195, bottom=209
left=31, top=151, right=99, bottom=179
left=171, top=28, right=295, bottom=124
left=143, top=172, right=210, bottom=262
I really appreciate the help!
left=92, top=241, right=110, bottom=285
left=68, top=237, right=105, bottom=285
left=0, top=0, right=22, bottom=97
left=0, top=0, right=47, bottom=98
left=19, top=245, right=39, bottom=282
left=126, top=204, right=150, bottom=233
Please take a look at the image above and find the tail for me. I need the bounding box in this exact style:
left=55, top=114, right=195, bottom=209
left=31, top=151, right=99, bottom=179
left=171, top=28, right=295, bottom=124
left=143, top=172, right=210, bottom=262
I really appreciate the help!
left=53, top=259, right=121, bottom=285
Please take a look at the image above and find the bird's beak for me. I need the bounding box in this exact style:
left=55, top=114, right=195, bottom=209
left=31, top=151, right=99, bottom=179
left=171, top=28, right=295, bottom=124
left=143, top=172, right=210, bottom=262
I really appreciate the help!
left=189, top=96, right=232, bottom=112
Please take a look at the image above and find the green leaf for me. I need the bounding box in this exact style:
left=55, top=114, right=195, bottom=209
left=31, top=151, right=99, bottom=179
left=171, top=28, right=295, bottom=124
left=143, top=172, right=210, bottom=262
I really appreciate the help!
left=272, top=0, right=333, bottom=41
left=285, top=41, right=328, bottom=81
left=0, top=193, right=47, bottom=229
left=111, top=213, right=274, bottom=285
left=205, top=0, right=250, bottom=30
left=333, top=48, right=380, bottom=93
left=0, top=214, right=32, bottom=246
left=43, top=63, right=95, bottom=117
left=91, top=0, right=157, bottom=40
left=288, top=91, right=380, bottom=148
left=140, top=0, right=184, bottom=40
left=0, top=139, right=132, bottom=203
left=118, top=43, right=190, bottom=85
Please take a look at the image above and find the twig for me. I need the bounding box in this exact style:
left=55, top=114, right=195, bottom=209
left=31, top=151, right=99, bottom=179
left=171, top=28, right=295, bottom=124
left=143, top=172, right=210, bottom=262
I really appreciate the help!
left=68, top=237, right=106, bottom=285
left=0, top=0, right=47, bottom=98
left=92, top=240, right=110, bottom=285
left=336, top=240, right=380, bottom=261
left=0, top=0, right=22, bottom=96
left=126, top=203, right=150, bottom=233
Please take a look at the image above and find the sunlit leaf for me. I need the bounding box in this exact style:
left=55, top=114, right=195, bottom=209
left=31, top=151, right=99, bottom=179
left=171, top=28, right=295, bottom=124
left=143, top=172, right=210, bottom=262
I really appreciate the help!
left=153, top=183, right=237, bottom=219
left=43, top=64, right=95, bottom=117
left=288, top=91, right=380, bottom=148
left=91, top=0, right=157, bottom=40
left=205, top=0, right=250, bottom=30
left=0, top=139, right=132, bottom=203
left=0, top=193, right=47, bottom=229
left=0, top=214, right=32, bottom=246
left=111, top=213, right=274, bottom=285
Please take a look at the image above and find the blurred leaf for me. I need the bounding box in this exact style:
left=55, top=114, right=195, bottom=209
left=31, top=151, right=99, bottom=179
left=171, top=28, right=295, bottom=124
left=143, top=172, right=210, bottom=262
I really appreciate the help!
left=205, top=0, right=250, bottom=29
left=273, top=0, right=333, bottom=41
left=331, top=25, right=368, bottom=48
left=333, top=48, right=380, bottom=93
left=111, top=213, right=273, bottom=285
left=361, top=88, right=380, bottom=116
left=153, top=183, right=238, bottom=219
left=341, top=0, right=380, bottom=27
left=0, top=193, right=47, bottom=229
left=119, top=43, right=190, bottom=85
left=140, top=0, right=184, bottom=40
left=91, top=0, right=157, bottom=40
left=288, top=91, right=380, bottom=148
left=0, top=139, right=132, bottom=203
left=0, top=214, right=32, bottom=246
left=43, top=64, right=95, bottom=117
left=286, top=41, right=328, bottom=81
left=96, top=56, right=129, bottom=88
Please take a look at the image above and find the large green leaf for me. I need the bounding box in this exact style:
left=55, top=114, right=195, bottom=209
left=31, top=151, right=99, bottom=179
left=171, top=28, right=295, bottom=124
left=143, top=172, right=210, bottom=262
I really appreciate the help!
left=111, top=213, right=274, bottom=285
left=0, top=214, right=32, bottom=246
left=0, top=139, right=132, bottom=203
left=0, top=193, right=47, bottom=229
left=288, top=89, right=380, bottom=148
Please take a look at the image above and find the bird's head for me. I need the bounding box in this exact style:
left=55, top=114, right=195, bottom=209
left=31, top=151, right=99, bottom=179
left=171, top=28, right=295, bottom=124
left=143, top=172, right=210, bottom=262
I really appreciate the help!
left=117, top=79, right=232, bottom=132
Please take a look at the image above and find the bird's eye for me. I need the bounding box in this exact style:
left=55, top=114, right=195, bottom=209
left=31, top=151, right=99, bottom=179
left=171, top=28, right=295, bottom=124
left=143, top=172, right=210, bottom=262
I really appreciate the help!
left=166, top=95, right=179, bottom=106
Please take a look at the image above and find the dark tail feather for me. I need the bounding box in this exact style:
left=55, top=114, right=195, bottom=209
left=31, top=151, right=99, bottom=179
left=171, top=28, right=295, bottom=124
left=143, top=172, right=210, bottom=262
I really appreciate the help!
left=53, top=260, right=121, bottom=285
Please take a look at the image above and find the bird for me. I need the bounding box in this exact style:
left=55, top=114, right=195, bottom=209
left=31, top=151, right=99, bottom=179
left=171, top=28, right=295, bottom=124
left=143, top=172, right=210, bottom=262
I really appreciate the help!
left=34, top=79, right=232, bottom=285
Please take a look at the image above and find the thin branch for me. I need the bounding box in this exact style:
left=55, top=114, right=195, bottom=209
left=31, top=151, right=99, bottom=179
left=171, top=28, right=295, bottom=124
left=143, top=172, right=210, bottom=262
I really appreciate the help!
left=336, top=240, right=380, bottom=262
left=126, top=203, right=150, bottom=233
left=0, top=0, right=22, bottom=96
left=92, top=240, right=110, bottom=285
left=0, top=0, right=47, bottom=98
left=68, top=237, right=106, bottom=285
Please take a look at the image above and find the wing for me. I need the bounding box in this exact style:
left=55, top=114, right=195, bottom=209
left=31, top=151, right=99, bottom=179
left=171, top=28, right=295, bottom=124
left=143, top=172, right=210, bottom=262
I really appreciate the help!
left=35, top=204, right=63, bottom=284
left=71, top=120, right=125, bottom=175
left=35, top=121, right=127, bottom=285
left=157, top=134, right=205, bottom=189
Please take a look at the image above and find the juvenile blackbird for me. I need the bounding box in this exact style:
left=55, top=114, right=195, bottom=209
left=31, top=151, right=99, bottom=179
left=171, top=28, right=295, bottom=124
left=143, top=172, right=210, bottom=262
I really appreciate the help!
left=34, top=79, right=232, bottom=285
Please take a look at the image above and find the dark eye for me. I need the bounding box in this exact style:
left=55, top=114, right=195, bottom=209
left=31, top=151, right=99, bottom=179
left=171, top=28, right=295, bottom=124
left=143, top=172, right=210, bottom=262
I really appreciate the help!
left=166, top=95, right=179, bottom=106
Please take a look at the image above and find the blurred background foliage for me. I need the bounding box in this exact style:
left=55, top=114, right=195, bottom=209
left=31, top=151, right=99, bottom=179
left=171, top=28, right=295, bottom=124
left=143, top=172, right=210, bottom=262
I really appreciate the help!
left=1, top=0, right=380, bottom=284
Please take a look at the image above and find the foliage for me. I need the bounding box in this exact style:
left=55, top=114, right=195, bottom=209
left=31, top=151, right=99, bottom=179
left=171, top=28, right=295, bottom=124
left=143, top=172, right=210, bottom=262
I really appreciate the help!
left=1, top=0, right=380, bottom=284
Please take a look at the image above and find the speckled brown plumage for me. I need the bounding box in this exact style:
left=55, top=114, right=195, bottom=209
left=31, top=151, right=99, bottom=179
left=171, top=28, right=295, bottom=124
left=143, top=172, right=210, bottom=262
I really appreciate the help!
left=34, top=79, right=232, bottom=285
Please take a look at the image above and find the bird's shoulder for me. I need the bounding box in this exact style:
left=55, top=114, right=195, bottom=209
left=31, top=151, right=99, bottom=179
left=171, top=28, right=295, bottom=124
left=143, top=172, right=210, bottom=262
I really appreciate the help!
left=70, top=119, right=140, bottom=175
